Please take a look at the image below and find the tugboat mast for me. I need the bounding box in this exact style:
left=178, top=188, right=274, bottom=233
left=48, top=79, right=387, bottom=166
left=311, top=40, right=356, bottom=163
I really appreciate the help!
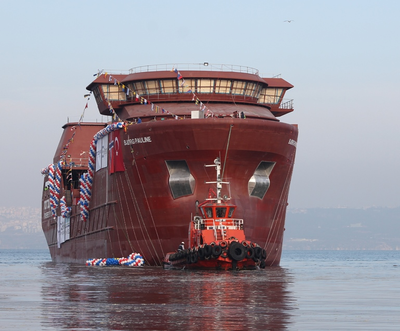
left=205, top=157, right=230, bottom=203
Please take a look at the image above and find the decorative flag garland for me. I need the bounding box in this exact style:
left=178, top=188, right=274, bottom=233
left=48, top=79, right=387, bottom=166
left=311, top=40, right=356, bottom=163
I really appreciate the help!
left=79, top=121, right=125, bottom=221
left=101, top=67, right=215, bottom=121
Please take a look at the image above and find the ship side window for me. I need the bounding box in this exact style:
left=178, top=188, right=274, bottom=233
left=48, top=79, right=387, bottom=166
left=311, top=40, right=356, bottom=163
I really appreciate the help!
left=215, top=79, right=232, bottom=94
left=93, top=86, right=103, bottom=104
left=145, top=80, right=161, bottom=95
left=257, top=88, right=283, bottom=104
left=133, top=81, right=146, bottom=95
left=228, top=207, right=235, bottom=218
left=253, top=84, right=262, bottom=98
left=248, top=161, right=276, bottom=199
left=161, top=80, right=177, bottom=94
left=179, top=79, right=196, bottom=93
left=165, top=160, right=195, bottom=199
left=205, top=208, right=213, bottom=218
left=197, top=79, right=214, bottom=93
left=244, top=82, right=256, bottom=97
left=231, top=81, right=246, bottom=95
left=102, top=84, right=126, bottom=101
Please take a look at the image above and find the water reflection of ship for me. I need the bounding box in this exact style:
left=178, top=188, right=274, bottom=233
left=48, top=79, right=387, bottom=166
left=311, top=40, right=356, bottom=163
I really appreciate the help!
left=40, top=263, right=295, bottom=330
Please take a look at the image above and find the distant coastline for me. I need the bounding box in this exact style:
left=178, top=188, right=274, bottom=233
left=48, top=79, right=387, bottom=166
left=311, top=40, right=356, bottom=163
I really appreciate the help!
left=1, top=206, right=399, bottom=250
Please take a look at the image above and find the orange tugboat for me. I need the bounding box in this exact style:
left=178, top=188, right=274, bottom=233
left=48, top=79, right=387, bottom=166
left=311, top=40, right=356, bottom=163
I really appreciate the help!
left=164, top=157, right=267, bottom=270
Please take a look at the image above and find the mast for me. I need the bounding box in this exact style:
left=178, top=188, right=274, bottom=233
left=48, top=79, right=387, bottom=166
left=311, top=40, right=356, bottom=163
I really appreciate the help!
left=205, top=157, right=230, bottom=203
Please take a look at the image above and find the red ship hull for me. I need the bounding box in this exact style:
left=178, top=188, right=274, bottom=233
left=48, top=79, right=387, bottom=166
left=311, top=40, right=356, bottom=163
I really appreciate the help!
left=41, top=65, right=298, bottom=267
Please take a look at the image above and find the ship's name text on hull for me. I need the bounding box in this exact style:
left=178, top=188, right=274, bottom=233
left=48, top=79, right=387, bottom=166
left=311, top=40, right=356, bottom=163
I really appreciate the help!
left=124, top=136, right=152, bottom=145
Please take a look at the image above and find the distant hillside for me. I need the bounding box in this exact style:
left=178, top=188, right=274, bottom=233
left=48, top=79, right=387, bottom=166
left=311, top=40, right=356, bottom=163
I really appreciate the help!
left=1, top=206, right=399, bottom=250
left=0, top=206, right=47, bottom=249
left=283, top=207, right=400, bottom=250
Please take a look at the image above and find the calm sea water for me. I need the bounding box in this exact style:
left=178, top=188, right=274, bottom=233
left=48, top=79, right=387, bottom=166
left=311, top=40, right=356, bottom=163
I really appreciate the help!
left=0, top=250, right=399, bottom=330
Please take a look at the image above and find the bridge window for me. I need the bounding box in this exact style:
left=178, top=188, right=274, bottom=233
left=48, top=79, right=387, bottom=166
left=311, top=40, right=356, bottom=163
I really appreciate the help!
left=132, top=81, right=146, bottom=95
left=161, top=79, right=177, bottom=94
left=244, top=82, right=256, bottom=97
left=258, top=88, right=283, bottom=104
left=145, top=80, right=160, bottom=95
left=215, top=79, right=232, bottom=94
left=231, top=81, right=246, bottom=95
left=179, top=78, right=196, bottom=93
left=197, top=79, right=214, bottom=93
left=101, top=85, right=126, bottom=101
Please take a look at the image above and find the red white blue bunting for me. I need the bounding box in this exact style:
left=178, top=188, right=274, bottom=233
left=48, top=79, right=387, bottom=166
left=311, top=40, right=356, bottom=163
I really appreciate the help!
left=86, top=252, right=144, bottom=267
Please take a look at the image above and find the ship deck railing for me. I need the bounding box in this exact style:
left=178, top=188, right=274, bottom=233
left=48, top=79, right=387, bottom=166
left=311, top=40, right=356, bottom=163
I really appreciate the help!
left=194, top=217, right=244, bottom=240
left=61, top=158, right=89, bottom=168
left=126, top=63, right=260, bottom=75
left=279, top=99, right=293, bottom=109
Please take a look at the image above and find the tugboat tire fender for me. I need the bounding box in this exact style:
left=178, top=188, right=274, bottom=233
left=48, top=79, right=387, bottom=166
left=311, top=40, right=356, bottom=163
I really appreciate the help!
left=204, top=244, right=212, bottom=257
left=228, top=242, right=247, bottom=261
left=212, top=245, right=222, bottom=257
left=254, top=246, right=262, bottom=259
left=220, top=241, right=227, bottom=248
left=262, top=249, right=267, bottom=260
left=246, top=246, right=255, bottom=259
left=190, top=252, right=198, bottom=264
left=198, top=247, right=205, bottom=259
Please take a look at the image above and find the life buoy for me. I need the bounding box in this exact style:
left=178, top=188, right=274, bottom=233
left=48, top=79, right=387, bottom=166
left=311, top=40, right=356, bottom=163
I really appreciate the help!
left=212, top=245, right=222, bottom=257
left=246, top=246, right=255, bottom=259
left=228, top=242, right=247, bottom=261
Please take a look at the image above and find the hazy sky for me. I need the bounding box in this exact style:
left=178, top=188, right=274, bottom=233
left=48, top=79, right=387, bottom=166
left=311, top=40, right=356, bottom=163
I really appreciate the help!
left=1, top=0, right=399, bottom=209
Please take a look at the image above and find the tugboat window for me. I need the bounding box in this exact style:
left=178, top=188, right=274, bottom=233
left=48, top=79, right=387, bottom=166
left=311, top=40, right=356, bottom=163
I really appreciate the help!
left=216, top=207, right=227, bottom=218
left=205, top=208, right=213, bottom=218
